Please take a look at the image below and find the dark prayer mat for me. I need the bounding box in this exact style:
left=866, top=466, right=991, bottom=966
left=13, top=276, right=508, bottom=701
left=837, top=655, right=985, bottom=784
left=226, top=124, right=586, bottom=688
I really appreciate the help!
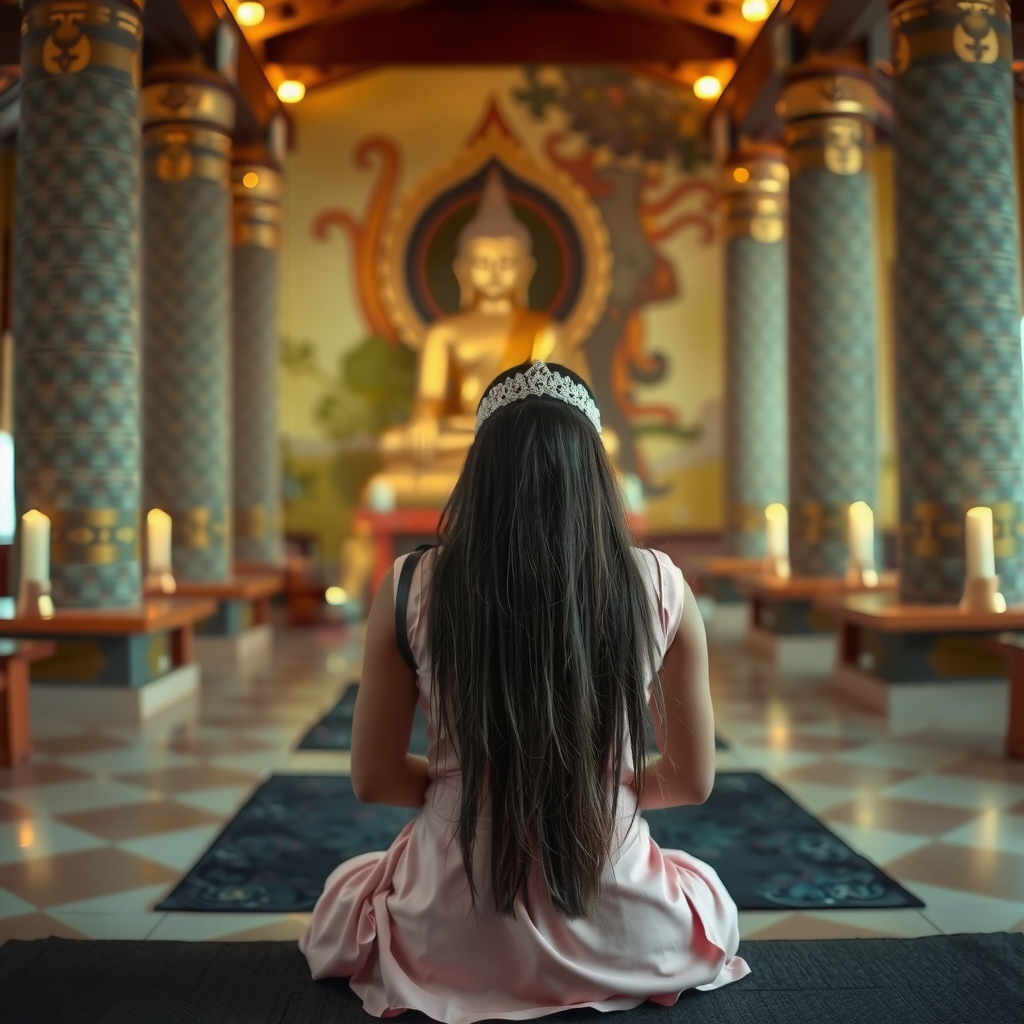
left=2, top=933, right=1021, bottom=1024
left=297, top=684, right=429, bottom=753
left=155, top=771, right=915, bottom=914
left=643, top=772, right=923, bottom=911
left=156, top=775, right=417, bottom=912
left=298, top=682, right=727, bottom=754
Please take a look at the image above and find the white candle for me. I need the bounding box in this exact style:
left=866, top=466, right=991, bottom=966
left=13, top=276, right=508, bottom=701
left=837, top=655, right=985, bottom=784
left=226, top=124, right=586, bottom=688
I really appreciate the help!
left=21, top=509, right=50, bottom=583
left=147, top=508, right=172, bottom=574
left=965, top=506, right=996, bottom=579
left=847, top=501, right=875, bottom=570
left=765, top=503, right=789, bottom=561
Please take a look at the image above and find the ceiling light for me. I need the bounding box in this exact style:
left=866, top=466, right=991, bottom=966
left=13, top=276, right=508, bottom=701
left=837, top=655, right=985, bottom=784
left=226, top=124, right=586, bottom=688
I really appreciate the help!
left=236, top=2, right=265, bottom=26
left=741, top=0, right=773, bottom=21
left=277, top=79, right=306, bottom=103
left=242, top=171, right=260, bottom=188
left=693, top=75, right=722, bottom=100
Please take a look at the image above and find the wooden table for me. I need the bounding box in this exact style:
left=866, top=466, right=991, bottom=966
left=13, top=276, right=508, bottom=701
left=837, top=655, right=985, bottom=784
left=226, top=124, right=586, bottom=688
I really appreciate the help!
left=988, top=633, right=1024, bottom=759
left=817, top=593, right=1024, bottom=741
left=0, top=640, right=55, bottom=767
left=734, top=572, right=898, bottom=635
left=683, top=556, right=762, bottom=604
left=0, top=598, right=218, bottom=687
left=146, top=573, right=284, bottom=636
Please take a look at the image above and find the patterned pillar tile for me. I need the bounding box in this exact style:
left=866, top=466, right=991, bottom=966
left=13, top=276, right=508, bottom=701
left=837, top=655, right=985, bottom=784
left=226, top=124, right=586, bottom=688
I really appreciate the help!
left=780, top=62, right=880, bottom=578
left=14, top=0, right=144, bottom=607
left=723, top=148, right=789, bottom=557
left=141, top=69, right=235, bottom=583
left=231, top=159, right=281, bottom=566
left=891, top=0, right=1024, bottom=603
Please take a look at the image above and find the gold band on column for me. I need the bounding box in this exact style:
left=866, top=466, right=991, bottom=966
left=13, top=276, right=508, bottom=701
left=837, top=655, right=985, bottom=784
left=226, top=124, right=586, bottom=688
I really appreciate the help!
left=779, top=62, right=877, bottom=176
left=141, top=67, right=236, bottom=133
left=891, top=0, right=1011, bottom=75
left=232, top=161, right=283, bottom=250
left=722, top=144, right=788, bottom=243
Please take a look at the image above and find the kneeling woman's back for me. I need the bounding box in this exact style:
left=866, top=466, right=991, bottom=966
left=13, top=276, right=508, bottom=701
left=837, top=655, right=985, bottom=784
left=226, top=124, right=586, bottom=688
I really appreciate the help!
left=301, top=362, right=749, bottom=1022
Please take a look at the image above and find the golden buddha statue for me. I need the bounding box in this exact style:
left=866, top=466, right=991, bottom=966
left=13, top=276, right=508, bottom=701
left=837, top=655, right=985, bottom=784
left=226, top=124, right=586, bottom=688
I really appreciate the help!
left=368, top=169, right=573, bottom=507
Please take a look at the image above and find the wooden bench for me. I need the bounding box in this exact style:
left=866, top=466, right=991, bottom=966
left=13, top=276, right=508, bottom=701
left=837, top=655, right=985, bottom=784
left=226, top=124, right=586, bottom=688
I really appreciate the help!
left=817, top=593, right=1024, bottom=741
left=0, top=599, right=217, bottom=722
left=734, top=572, right=898, bottom=675
left=0, top=640, right=55, bottom=767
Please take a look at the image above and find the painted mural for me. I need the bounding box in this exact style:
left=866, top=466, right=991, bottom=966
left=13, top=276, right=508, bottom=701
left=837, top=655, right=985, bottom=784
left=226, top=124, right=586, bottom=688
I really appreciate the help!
left=279, top=66, right=723, bottom=557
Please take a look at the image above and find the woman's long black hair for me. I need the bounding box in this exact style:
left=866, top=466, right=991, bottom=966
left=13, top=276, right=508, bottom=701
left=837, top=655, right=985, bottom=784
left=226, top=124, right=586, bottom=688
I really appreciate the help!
left=428, top=362, right=663, bottom=920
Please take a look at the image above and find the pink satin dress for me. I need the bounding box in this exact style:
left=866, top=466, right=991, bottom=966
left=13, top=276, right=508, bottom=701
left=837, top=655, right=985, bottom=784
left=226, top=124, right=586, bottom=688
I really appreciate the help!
left=300, top=548, right=749, bottom=1023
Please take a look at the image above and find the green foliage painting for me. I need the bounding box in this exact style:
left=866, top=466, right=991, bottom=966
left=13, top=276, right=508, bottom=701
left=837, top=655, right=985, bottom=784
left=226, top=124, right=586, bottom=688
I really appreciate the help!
left=281, top=334, right=418, bottom=504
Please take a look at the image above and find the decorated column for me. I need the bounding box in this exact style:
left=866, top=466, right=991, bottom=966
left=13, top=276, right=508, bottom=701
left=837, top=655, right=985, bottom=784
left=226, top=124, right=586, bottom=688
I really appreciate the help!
left=141, top=67, right=235, bottom=582
left=231, top=152, right=281, bottom=566
left=722, top=145, right=789, bottom=557
left=890, top=0, right=1024, bottom=603
left=14, top=0, right=144, bottom=607
left=778, top=62, right=879, bottom=577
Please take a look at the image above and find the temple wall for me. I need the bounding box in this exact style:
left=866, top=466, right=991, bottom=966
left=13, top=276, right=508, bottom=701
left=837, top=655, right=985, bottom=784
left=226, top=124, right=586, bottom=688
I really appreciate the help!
left=278, top=67, right=895, bottom=557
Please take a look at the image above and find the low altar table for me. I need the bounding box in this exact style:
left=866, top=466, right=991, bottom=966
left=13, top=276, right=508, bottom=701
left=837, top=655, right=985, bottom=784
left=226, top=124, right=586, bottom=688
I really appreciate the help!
left=817, top=593, right=1022, bottom=737
left=683, top=556, right=762, bottom=641
left=735, top=572, right=898, bottom=676
left=987, top=634, right=1024, bottom=759
left=355, top=509, right=441, bottom=599
left=146, top=573, right=284, bottom=671
left=0, top=599, right=216, bottom=723
left=357, top=508, right=652, bottom=600
left=0, top=640, right=55, bottom=767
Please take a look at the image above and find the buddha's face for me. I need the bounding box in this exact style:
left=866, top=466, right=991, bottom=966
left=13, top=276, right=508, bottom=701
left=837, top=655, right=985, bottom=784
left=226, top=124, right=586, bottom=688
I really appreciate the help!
left=462, top=236, right=530, bottom=302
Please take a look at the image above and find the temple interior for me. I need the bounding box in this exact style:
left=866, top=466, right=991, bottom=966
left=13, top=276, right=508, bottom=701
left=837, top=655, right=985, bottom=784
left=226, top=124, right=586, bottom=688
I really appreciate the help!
left=0, top=0, right=1023, bottom=1020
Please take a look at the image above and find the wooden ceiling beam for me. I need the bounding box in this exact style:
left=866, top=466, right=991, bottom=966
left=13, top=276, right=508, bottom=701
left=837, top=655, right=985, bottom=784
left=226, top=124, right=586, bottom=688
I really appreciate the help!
left=144, top=0, right=285, bottom=145
left=264, top=0, right=736, bottom=65
left=711, top=0, right=882, bottom=142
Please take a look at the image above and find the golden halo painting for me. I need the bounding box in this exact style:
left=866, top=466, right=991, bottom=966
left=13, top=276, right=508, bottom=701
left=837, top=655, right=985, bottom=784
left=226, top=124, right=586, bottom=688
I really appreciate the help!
left=378, top=102, right=613, bottom=357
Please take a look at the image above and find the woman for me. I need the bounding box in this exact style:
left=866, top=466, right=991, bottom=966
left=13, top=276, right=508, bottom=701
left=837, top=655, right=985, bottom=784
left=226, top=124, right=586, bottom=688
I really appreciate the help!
left=301, top=362, right=749, bottom=1021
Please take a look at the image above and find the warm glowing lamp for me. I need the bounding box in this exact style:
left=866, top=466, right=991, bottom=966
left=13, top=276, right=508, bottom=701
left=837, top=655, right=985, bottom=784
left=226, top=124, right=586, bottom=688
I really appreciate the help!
left=325, top=586, right=348, bottom=606
left=242, top=171, right=260, bottom=188
left=732, top=166, right=750, bottom=183
left=277, top=80, right=306, bottom=104
left=235, top=2, right=265, bottom=27
left=693, top=75, right=722, bottom=100
left=742, top=0, right=773, bottom=22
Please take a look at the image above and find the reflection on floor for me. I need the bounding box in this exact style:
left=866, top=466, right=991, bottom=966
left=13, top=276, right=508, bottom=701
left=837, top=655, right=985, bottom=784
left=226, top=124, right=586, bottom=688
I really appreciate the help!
left=1, top=621, right=1023, bottom=944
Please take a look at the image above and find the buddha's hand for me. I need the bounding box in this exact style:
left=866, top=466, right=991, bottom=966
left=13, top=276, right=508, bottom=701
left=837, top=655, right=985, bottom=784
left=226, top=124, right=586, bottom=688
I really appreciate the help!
left=407, top=416, right=440, bottom=464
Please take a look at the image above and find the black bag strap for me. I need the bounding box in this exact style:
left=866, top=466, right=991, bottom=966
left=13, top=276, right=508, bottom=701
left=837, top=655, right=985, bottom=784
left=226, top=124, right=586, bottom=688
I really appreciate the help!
left=395, top=545, right=434, bottom=672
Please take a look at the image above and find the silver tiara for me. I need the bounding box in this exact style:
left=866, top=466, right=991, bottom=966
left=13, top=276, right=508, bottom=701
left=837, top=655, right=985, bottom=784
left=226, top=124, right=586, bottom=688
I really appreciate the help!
left=475, top=361, right=602, bottom=433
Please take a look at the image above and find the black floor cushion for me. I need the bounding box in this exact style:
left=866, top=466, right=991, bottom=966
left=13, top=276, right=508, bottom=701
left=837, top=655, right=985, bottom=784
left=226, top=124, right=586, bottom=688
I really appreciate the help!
left=297, top=683, right=727, bottom=754
left=1, top=933, right=1020, bottom=1024
left=156, top=772, right=919, bottom=913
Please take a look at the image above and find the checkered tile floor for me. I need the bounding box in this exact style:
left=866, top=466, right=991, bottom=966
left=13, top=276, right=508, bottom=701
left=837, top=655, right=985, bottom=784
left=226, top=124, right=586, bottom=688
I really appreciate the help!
left=1, top=621, right=1023, bottom=944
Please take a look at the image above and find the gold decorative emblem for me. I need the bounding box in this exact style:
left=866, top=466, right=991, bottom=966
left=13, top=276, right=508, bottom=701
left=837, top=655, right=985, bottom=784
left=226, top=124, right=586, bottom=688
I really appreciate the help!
left=42, top=11, right=91, bottom=75
left=824, top=121, right=863, bottom=175
left=953, top=12, right=999, bottom=63
left=159, top=83, right=202, bottom=117
left=156, top=131, right=193, bottom=182
left=993, top=500, right=1016, bottom=558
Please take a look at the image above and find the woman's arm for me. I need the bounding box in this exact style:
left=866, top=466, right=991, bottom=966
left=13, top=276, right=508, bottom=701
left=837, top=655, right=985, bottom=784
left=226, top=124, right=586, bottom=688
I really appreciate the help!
left=349, top=566, right=431, bottom=809
left=639, top=577, right=716, bottom=810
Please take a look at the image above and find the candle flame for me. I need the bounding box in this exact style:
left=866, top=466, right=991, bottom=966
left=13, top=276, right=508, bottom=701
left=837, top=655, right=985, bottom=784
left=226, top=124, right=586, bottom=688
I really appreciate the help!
left=765, top=503, right=787, bottom=522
